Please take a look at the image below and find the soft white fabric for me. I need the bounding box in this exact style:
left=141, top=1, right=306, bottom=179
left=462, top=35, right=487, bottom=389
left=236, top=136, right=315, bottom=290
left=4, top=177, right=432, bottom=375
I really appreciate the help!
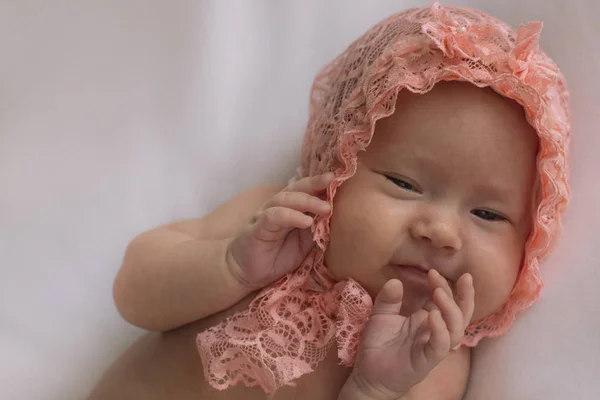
left=1, top=1, right=598, bottom=399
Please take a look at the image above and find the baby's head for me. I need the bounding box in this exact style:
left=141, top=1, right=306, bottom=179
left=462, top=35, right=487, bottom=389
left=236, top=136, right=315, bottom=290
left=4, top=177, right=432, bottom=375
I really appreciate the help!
left=301, top=3, right=570, bottom=345
left=326, top=81, right=538, bottom=322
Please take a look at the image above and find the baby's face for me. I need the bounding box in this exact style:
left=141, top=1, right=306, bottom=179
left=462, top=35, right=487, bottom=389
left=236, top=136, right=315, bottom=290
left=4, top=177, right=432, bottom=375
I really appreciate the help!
left=324, top=82, right=538, bottom=322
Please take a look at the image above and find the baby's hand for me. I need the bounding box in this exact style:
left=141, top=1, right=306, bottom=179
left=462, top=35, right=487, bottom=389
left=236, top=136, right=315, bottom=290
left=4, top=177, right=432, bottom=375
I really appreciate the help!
left=347, top=271, right=475, bottom=400
left=227, top=173, right=334, bottom=289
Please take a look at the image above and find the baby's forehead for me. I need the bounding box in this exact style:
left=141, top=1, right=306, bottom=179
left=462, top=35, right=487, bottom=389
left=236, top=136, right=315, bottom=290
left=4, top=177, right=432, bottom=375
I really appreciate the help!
left=368, top=82, right=538, bottom=158
left=393, top=82, right=529, bottom=129
left=358, top=83, right=539, bottom=189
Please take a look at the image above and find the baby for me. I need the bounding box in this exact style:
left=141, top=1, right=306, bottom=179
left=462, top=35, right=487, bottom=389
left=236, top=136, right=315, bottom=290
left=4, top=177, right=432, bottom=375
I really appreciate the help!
left=89, top=3, right=570, bottom=400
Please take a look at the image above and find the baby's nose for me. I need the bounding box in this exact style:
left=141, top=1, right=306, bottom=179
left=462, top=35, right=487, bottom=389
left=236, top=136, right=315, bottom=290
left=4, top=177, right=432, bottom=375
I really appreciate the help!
left=410, top=213, right=462, bottom=252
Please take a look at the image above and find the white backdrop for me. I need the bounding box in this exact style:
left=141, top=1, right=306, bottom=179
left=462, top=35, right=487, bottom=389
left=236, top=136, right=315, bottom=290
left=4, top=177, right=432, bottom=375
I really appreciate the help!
left=1, top=1, right=599, bottom=399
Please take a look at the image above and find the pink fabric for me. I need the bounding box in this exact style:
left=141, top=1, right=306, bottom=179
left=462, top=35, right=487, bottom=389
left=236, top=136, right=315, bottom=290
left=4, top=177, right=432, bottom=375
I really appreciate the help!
left=197, top=2, right=570, bottom=394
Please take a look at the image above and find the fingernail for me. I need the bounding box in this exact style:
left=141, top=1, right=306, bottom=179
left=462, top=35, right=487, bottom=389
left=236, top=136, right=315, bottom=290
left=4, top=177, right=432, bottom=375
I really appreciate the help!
left=323, top=172, right=335, bottom=180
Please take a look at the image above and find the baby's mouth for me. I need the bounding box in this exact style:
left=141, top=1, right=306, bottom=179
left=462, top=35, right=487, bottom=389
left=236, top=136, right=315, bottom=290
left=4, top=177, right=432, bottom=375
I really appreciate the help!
left=390, top=263, right=454, bottom=288
left=390, top=264, right=431, bottom=288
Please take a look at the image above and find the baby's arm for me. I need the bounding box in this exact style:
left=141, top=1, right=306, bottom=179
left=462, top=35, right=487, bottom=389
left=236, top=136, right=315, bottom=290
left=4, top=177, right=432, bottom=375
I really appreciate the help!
left=113, top=183, right=284, bottom=332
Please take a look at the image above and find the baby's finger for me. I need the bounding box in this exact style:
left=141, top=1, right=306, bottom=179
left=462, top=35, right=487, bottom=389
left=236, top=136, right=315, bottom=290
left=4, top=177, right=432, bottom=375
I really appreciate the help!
left=428, top=269, right=453, bottom=297
left=266, top=191, right=331, bottom=216
left=432, top=287, right=464, bottom=346
left=254, top=207, right=313, bottom=241
left=422, top=269, right=451, bottom=312
left=423, top=309, right=451, bottom=364
left=455, top=273, right=475, bottom=326
left=287, top=172, right=335, bottom=196
left=370, top=279, right=404, bottom=316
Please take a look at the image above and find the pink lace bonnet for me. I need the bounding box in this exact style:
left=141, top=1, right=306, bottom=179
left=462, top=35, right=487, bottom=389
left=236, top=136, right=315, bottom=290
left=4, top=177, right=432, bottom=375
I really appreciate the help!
left=197, top=2, right=570, bottom=394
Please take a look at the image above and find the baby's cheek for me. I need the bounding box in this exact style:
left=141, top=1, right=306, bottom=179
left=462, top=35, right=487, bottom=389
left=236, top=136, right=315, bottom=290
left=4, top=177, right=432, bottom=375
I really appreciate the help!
left=346, top=197, right=396, bottom=253
left=327, top=192, right=394, bottom=278
left=469, top=238, right=522, bottom=321
left=334, top=206, right=379, bottom=258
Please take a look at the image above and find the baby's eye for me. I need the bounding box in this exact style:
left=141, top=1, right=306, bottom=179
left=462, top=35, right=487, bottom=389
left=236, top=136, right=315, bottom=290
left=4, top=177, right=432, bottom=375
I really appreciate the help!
left=471, top=209, right=505, bottom=222
left=385, top=175, right=419, bottom=192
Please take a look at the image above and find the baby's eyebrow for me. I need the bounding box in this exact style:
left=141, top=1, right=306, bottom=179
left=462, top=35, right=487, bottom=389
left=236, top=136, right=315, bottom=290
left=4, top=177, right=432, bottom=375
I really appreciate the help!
left=472, top=182, right=517, bottom=204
